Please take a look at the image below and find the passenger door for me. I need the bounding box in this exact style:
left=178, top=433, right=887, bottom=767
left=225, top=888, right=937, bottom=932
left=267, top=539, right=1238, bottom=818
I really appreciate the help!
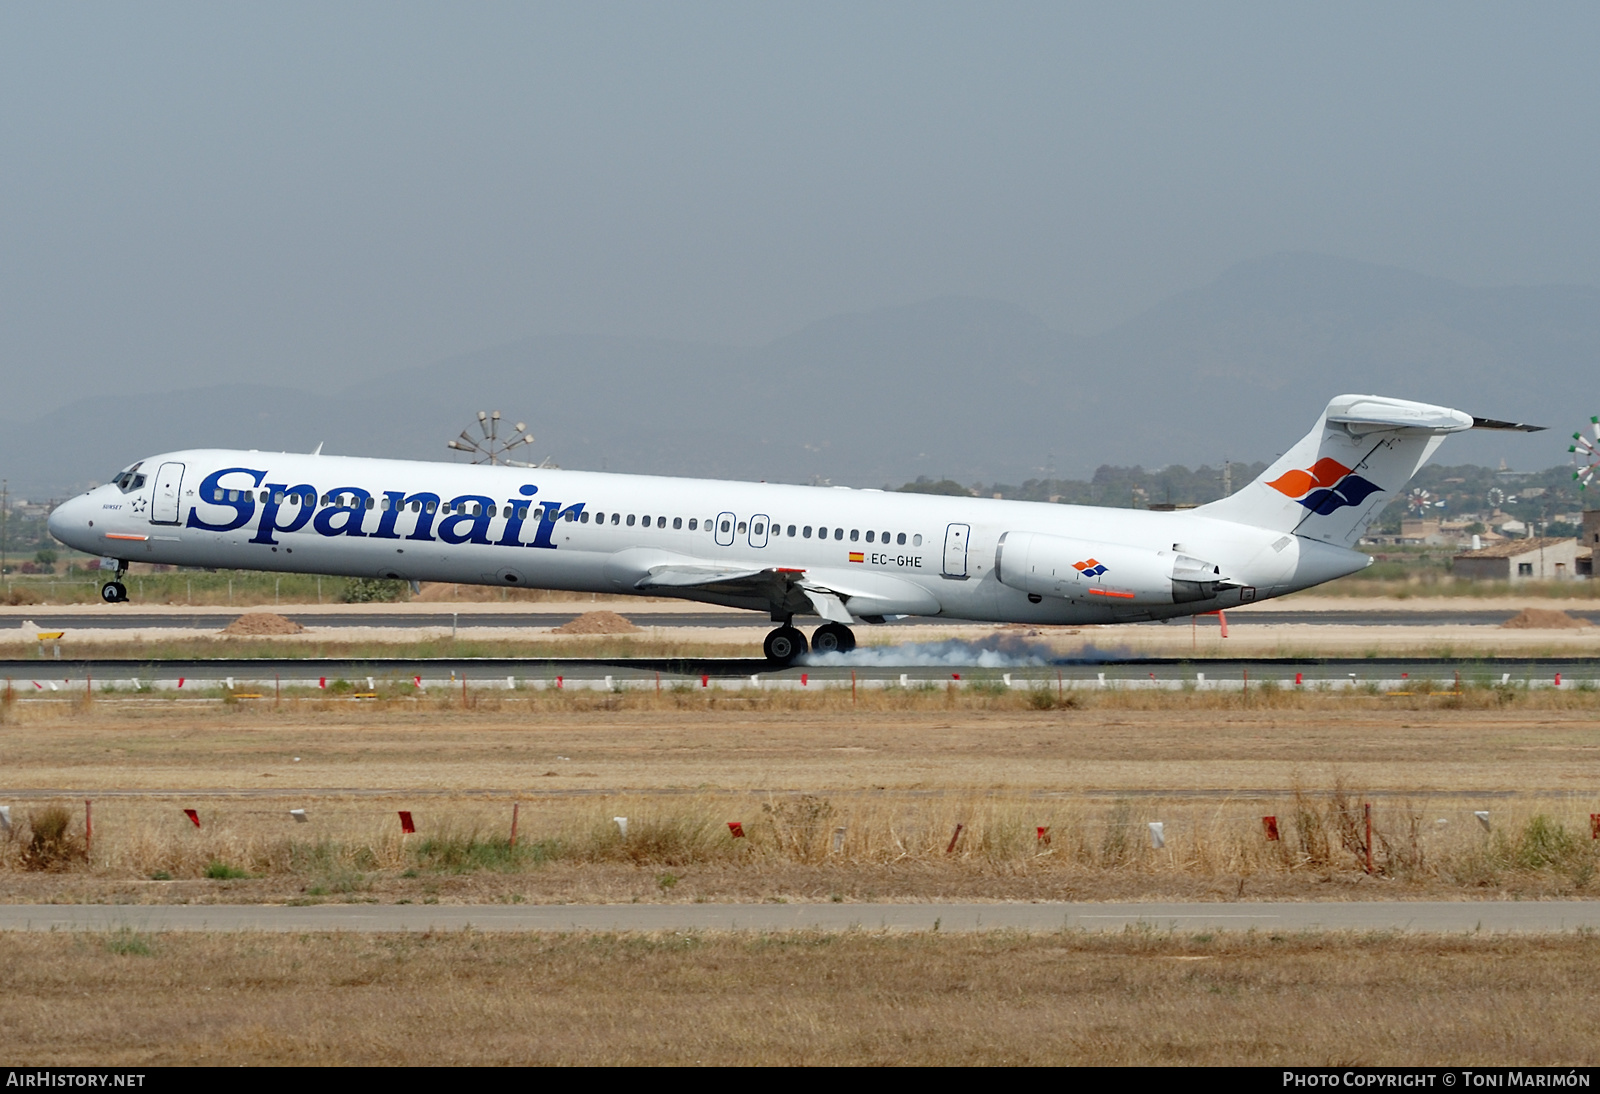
left=151, top=462, right=185, bottom=524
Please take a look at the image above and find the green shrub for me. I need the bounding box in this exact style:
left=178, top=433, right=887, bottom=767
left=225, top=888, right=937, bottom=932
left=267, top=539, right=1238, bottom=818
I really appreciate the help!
left=204, top=861, right=251, bottom=880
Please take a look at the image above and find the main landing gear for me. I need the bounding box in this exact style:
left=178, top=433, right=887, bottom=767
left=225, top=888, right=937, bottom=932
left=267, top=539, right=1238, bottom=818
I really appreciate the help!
left=762, top=622, right=857, bottom=665
left=100, top=561, right=129, bottom=604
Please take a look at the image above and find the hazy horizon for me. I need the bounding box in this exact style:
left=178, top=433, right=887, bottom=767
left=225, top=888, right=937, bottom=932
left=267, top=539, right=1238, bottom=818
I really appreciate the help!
left=5, top=4, right=1600, bottom=423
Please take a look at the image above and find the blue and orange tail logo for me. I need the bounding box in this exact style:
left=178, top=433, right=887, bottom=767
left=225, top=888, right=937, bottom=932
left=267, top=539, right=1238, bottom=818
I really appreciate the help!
left=1073, top=558, right=1107, bottom=577
left=1267, top=458, right=1383, bottom=515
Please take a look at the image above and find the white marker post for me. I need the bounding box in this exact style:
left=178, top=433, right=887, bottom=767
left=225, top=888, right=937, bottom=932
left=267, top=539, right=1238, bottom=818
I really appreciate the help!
left=290, top=809, right=308, bottom=823
left=1148, top=822, right=1165, bottom=849
left=614, top=817, right=628, bottom=839
left=1475, top=811, right=1491, bottom=831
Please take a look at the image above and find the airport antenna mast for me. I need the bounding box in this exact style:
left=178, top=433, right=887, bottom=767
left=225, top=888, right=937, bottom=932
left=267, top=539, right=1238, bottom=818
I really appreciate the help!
left=1570, top=415, right=1599, bottom=491
left=447, top=410, right=542, bottom=467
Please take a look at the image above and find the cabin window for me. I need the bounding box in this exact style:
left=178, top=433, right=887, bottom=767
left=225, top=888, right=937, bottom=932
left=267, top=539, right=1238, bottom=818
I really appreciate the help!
left=720, top=519, right=731, bottom=534
left=850, top=529, right=860, bottom=542
left=627, top=514, right=636, bottom=527
left=913, top=534, right=922, bottom=546
left=673, top=517, right=682, bottom=529
left=803, top=526, right=812, bottom=538
left=569, top=510, right=579, bottom=522
left=611, top=513, right=620, bottom=525
left=834, top=528, right=844, bottom=540
left=580, top=511, right=590, bottom=524
left=737, top=521, right=747, bottom=534
left=518, top=506, right=528, bottom=520
left=425, top=500, right=436, bottom=513
left=818, top=526, right=828, bottom=539
left=865, top=531, right=874, bottom=543
left=688, top=518, right=697, bottom=530
left=753, top=522, right=764, bottom=535
left=897, top=532, right=906, bottom=545
left=787, top=525, right=796, bottom=537
left=273, top=492, right=284, bottom=504
left=320, top=494, right=330, bottom=506
left=226, top=490, right=238, bottom=502
left=366, top=497, right=375, bottom=510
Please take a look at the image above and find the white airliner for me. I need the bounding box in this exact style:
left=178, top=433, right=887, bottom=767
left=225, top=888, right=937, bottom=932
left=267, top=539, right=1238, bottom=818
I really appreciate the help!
left=48, top=394, right=1538, bottom=664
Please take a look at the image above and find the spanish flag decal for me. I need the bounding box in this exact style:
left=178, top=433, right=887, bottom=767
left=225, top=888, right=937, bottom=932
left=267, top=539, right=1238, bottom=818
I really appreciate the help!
left=848, top=551, right=865, bottom=563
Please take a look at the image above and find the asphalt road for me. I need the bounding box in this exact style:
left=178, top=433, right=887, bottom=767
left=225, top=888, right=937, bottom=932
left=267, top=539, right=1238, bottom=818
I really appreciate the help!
left=18, top=609, right=1600, bottom=629
left=1, top=902, right=1594, bottom=933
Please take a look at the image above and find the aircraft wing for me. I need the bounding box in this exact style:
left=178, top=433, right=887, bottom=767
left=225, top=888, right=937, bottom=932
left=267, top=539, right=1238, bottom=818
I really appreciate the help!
left=616, top=550, right=940, bottom=622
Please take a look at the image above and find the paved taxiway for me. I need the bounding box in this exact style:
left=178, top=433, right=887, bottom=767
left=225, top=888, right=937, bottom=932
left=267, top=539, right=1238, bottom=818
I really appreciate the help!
left=3, top=902, right=1596, bottom=933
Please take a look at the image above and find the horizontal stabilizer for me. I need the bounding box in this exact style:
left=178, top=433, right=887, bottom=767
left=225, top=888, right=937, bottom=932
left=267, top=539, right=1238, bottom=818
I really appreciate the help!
left=1470, top=416, right=1545, bottom=432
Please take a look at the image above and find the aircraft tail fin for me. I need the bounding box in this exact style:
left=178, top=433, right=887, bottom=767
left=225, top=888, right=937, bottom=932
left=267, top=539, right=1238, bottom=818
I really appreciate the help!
left=1197, top=394, right=1489, bottom=548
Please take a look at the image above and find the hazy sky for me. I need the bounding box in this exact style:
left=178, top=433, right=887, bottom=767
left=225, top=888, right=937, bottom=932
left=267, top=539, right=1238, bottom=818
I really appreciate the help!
left=3, top=3, right=1597, bottom=421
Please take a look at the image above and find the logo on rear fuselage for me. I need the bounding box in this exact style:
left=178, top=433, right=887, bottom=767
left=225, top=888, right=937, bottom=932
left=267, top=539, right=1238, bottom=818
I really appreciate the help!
left=1266, top=458, right=1383, bottom=515
left=1073, top=558, right=1107, bottom=577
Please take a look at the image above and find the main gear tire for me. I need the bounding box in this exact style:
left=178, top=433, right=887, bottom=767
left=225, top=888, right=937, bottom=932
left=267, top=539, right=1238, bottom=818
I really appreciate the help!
left=763, top=626, right=808, bottom=665
left=811, top=622, right=856, bottom=655
left=100, top=581, right=127, bottom=604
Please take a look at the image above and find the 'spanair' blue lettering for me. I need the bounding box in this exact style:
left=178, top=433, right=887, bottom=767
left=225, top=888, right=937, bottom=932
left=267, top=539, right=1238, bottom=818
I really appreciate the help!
left=312, top=487, right=373, bottom=538
left=250, top=482, right=317, bottom=545
left=438, top=495, right=496, bottom=545
left=371, top=491, right=409, bottom=540
left=495, top=485, right=539, bottom=547
left=400, top=493, right=443, bottom=541
left=186, top=468, right=266, bottom=533
left=528, top=502, right=584, bottom=549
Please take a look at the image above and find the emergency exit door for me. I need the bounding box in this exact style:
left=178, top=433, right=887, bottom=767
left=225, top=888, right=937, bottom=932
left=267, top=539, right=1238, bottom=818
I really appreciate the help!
left=942, top=523, right=970, bottom=578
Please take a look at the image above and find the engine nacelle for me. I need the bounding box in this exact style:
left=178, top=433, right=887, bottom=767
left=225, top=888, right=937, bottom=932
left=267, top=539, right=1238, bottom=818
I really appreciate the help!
left=995, top=530, right=1231, bottom=606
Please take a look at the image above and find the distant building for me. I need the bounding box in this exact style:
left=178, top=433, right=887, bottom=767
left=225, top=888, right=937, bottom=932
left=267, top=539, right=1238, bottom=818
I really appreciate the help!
left=1580, top=511, right=1600, bottom=578
left=1452, top=537, right=1581, bottom=582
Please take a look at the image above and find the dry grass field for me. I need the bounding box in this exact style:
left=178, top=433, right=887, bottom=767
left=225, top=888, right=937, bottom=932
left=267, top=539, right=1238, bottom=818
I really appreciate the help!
left=3, top=688, right=1598, bottom=904
left=3, top=929, right=1598, bottom=1065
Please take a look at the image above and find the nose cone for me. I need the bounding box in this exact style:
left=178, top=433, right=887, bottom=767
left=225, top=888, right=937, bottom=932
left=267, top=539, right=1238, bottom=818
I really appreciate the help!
left=47, top=493, right=100, bottom=554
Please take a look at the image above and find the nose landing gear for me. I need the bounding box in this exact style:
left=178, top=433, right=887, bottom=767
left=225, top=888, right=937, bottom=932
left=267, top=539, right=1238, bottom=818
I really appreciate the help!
left=99, top=562, right=129, bottom=604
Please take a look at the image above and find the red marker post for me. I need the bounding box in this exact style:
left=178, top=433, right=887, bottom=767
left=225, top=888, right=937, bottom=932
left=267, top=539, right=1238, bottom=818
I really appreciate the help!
left=727, top=822, right=745, bottom=838
left=183, top=809, right=200, bottom=828
left=1262, top=816, right=1280, bottom=841
left=398, top=811, right=415, bottom=835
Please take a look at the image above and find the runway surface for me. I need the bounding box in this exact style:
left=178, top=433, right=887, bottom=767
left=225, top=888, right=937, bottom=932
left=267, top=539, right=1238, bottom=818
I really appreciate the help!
left=17, top=608, right=1600, bottom=629
left=0, top=653, right=1592, bottom=686
left=2, top=901, right=1595, bottom=933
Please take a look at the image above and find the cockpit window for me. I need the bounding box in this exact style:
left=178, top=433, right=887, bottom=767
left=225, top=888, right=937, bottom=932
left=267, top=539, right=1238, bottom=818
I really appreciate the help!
left=111, top=463, right=147, bottom=493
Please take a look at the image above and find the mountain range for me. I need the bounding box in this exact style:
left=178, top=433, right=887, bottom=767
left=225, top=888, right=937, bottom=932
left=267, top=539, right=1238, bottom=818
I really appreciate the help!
left=2, top=252, right=1589, bottom=500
